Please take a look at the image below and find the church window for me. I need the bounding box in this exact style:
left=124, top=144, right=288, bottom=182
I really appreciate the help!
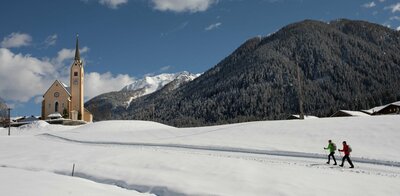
left=74, top=72, right=78, bottom=76
left=55, top=102, right=59, bottom=112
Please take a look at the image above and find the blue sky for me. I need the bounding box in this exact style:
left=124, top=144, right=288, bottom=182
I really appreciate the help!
left=1, top=0, right=400, bottom=116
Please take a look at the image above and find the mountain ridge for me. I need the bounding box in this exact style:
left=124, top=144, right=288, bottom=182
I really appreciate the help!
left=85, top=72, right=200, bottom=120
left=87, top=19, right=400, bottom=127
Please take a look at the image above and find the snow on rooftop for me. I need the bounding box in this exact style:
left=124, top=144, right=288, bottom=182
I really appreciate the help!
left=48, top=112, right=62, bottom=118
left=290, top=115, right=319, bottom=119
left=391, top=101, right=400, bottom=106
left=60, top=81, right=68, bottom=88
left=363, top=105, right=387, bottom=114
left=339, top=110, right=370, bottom=117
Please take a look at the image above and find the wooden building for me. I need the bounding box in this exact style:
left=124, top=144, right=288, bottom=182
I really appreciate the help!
left=330, top=110, right=370, bottom=117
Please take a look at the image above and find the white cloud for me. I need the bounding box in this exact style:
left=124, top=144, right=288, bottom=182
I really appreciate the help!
left=34, top=96, right=44, bottom=104
left=160, top=65, right=172, bottom=72
left=84, top=72, right=135, bottom=99
left=362, top=2, right=376, bottom=8
left=385, top=3, right=400, bottom=13
left=152, top=0, right=217, bottom=13
left=390, top=16, right=400, bottom=21
left=205, top=22, right=222, bottom=31
left=0, top=44, right=134, bottom=104
left=0, top=48, right=58, bottom=102
left=161, top=21, right=189, bottom=37
left=0, top=34, right=92, bottom=103
left=44, top=34, right=58, bottom=47
left=52, top=46, right=134, bottom=100
left=53, top=47, right=89, bottom=66
left=1, top=32, right=32, bottom=48
left=397, top=26, right=400, bottom=31
left=99, top=0, right=128, bottom=9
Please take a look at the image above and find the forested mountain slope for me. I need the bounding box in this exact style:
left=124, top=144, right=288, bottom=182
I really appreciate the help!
left=89, top=19, right=400, bottom=127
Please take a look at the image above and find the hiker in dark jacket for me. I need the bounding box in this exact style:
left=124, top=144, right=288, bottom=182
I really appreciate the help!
left=324, top=140, right=337, bottom=165
left=338, top=141, right=354, bottom=168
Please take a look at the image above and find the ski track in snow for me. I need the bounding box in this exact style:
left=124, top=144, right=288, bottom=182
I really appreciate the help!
left=2, top=133, right=399, bottom=196
left=40, top=133, right=400, bottom=169
left=39, top=132, right=400, bottom=193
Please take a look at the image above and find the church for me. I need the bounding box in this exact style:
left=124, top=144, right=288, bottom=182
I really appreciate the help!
left=41, top=36, right=93, bottom=122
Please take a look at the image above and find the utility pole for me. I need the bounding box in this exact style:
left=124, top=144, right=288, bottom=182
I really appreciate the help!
left=296, top=64, right=304, bottom=120
left=152, top=103, right=155, bottom=121
left=7, top=108, right=11, bottom=136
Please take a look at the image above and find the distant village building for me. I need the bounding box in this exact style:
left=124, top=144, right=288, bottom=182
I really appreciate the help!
left=41, top=36, right=93, bottom=122
left=330, top=110, right=370, bottom=117
left=378, top=102, right=400, bottom=115
left=362, top=101, right=400, bottom=116
left=287, top=115, right=319, bottom=120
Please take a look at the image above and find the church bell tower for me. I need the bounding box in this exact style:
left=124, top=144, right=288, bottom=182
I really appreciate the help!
left=70, top=35, right=84, bottom=120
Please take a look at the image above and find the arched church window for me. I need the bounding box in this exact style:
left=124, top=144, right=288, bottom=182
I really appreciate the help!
left=55, top=102, right=59, bottom=112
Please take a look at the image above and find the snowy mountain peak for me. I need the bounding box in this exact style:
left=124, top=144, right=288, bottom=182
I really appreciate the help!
left=84, top=71, right=201, bottom=117
left=121, top=71, right=200, bottom=94
left=120, top=71, right=200, bottom=107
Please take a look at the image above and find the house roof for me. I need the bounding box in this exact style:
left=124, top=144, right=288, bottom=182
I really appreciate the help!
left=391, top=101, right=400, bottom=107
left=362, top=106, right=386, bottom=114
left=288, top=115, right=319, bottom=119
left=20, top=116, right=39, bottom=122
left=335, top=110, right=370, bottom=117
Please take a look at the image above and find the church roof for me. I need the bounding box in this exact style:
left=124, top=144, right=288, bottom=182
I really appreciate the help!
left=84, top=108, right=93, bottom=115
left=74, top=34, right=80, bottom=61
left=60, top=81, right=71, bottom=95
left=43, top=80, right=71, bottom=97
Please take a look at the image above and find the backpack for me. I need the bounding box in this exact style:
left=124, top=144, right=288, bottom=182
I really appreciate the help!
left=348, top=145, right=352, bottom=153
left=332, top=143, right=337, bottom=151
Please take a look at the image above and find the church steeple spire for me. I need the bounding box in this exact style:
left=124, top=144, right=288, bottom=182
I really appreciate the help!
left=74, top=34, right=80, bottom=61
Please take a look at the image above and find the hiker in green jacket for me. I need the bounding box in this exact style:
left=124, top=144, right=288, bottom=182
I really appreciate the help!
left=324, top=140, right=337, bottom=165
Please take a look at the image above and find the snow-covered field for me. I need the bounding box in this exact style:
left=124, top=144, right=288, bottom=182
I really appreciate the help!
left=1, top=115, right=400, bottom=195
